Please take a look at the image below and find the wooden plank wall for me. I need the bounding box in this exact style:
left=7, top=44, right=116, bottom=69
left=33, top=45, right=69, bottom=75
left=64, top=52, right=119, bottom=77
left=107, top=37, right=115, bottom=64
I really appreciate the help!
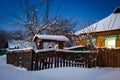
left=7, top=50, right=33, bottom=70
left=76, top=30, right=120, bottom=47
left=97, top=48, right=120, bottom=67
left=117, top=34, right=120, bottom=47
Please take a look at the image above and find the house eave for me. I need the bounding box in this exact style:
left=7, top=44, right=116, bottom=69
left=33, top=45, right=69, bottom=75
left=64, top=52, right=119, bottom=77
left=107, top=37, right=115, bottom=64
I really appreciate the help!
left=75, top=29, right=120, bottom=36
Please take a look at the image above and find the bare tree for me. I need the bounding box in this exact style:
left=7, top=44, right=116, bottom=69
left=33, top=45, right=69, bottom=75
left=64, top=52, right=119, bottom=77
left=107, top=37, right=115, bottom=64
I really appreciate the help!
left=46, top=17, right=76, bottom=46
left=0, top=0, right=58, bottom=38
left=0, top=28, right=26, bottom=48
left=0, top=0, right=76, bottom=46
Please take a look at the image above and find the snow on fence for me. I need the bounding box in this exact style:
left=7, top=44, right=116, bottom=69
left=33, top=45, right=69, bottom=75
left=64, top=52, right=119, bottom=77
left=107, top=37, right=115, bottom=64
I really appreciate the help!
left=33, top=50, right=97, bottom=70
left=7, top=49, right=97, bottom=70
left=6, top=48, right=120, bottom=71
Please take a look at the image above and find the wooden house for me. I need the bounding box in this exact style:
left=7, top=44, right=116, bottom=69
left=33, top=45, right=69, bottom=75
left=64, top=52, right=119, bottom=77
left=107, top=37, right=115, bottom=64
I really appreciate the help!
left=75, top=8, right=120, bottom=48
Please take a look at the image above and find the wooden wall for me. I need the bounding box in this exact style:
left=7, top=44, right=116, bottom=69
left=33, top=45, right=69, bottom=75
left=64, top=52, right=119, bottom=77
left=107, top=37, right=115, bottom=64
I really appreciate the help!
left=7, top=49, right=33, bottom=70
left=76, top=29, right=120, bottom=48
left=117, top=34, right=120, bottom=47
left=97, top=48, right=120, bottom=67
left=96, top=36, right=104, bottom=47
left=75, top=36, right=86, bottom=46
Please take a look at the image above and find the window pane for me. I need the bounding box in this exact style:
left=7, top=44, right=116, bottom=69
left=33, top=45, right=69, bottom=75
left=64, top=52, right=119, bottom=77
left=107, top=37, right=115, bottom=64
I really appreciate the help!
left=105, top=37, right=116, bottom=48
left=86, top=37, right=97, bottom=45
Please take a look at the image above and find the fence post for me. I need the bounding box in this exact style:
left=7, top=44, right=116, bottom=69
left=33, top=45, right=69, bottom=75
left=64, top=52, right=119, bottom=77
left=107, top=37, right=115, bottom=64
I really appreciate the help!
left=54, top=53, right=57, bottom=68
left=34, top=53, right=38, bottom=70
left=60, top=53, right=62, bottom=67
left=30, top=50, right=34, bottom=70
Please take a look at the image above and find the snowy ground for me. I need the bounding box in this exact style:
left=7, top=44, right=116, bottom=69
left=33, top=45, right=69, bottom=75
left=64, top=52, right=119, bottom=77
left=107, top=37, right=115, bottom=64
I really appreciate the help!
left=0, top=55, right=120, bottom=80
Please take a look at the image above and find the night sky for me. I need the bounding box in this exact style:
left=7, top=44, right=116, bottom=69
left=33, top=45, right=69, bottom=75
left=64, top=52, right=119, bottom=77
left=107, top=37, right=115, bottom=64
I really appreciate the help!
left=0, top=0, right=120, bottom=31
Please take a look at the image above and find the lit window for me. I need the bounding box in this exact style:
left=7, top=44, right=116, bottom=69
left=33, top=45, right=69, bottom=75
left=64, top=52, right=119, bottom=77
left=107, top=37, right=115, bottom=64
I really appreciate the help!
left=105, top=37, right=116, bottom=48
left=104, top=34, right=118, bottom=48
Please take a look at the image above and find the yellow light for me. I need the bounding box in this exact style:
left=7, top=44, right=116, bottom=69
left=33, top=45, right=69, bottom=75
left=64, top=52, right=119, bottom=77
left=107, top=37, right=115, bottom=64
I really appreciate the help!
left=106, top=37, right=116, bottom=48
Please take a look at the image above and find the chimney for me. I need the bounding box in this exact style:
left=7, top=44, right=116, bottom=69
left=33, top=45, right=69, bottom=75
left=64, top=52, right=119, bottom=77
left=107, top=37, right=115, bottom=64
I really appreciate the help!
left=113, top=7, right=120, bottom=14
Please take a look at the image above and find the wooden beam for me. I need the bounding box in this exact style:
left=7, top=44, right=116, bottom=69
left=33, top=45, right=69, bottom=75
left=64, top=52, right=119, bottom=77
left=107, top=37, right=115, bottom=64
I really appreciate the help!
left=58, top=42, right=64, bottom=49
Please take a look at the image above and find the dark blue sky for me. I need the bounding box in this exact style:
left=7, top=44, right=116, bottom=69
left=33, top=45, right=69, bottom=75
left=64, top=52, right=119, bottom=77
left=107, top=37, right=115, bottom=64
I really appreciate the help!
left=0, top=0, right=120, bottom=31
left=61, top=0, right=120, bottom=24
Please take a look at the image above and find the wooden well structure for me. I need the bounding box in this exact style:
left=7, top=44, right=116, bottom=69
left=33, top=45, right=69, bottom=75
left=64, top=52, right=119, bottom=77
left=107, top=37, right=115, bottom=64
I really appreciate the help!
left=33, top=34, right=69, bottom=49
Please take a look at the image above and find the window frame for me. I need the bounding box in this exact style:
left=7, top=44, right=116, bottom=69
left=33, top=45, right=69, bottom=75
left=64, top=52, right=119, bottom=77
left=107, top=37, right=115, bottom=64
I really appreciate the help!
left=86, top=36, right=97, bottom=46
left=104, top=34, right=118, bottom=48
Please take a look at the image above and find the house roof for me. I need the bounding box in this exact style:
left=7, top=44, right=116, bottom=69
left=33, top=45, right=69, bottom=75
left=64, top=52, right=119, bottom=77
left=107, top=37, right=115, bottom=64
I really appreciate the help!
left=75, top=7, right=120, bottom=35
left=33, top=34, right=69, bottom=42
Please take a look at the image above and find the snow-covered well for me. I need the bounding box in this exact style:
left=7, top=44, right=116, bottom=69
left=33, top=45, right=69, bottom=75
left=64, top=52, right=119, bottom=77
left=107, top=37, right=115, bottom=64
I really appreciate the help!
left=33, top=34, right=69, bottom=42
left=33, top=34, right=69, bottom=49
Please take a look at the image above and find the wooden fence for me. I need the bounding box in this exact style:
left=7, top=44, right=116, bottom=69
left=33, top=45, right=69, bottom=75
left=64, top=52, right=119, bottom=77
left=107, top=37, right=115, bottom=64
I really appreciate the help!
left=33, top=50, right=97, bottom=70
left=7, top=49, right=33, bottom=70
left=7, top=48, right=120, bottom=71
left=97, top=48, right=120, bottom=67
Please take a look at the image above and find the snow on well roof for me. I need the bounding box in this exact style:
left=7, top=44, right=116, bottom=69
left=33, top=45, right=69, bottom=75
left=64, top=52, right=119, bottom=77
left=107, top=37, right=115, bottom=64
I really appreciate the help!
left=75, top=7, right=120, bottom=35
left=33, top=34, right=69, bottom=42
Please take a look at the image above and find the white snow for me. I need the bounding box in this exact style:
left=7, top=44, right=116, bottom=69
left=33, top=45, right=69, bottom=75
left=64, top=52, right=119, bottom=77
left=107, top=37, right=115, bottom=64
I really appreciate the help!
left=33, top=34, right=69, bottom=42
left=75, top=9, right=120, bottom=35
left=8, top=40, right=36, bottom=49
left=55, top=49, right=93, bottom=53
left=7, top=48, right=32, bottom=52
left=35, top=48, right=93, bottom=53
left=35, top=48, right=56, bottom=53
left=64, top=45, right=84, bottom=50
left=0, top=55, right=120, bottom=80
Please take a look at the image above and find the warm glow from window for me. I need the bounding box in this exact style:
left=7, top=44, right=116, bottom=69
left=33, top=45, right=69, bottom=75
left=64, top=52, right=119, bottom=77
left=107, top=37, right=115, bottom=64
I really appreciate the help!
left=105, top=37, right=116, bottom=48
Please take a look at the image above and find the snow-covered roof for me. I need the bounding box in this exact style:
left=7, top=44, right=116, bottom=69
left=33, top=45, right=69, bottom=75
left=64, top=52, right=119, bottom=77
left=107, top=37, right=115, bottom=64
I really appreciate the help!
left=75, top=7, right=120, bottom=35
left=8, top=40, right=36, bottom=49
left=33, top=34, right=69, bottom=42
